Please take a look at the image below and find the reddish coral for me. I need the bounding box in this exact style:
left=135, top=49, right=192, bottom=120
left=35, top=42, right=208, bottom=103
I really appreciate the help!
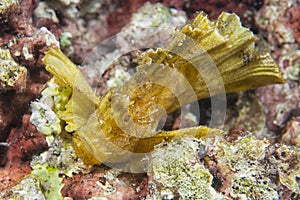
left=255, top=1, right=300, bottom=62
left=0, top=0, right=61, bottom=68
left=9, top=34, right=51, bottom=69
left=0, top=162, right=32, bottom=191
left=0, top=70, right=49, bottom=192
left=107, top=0, right=150, bottom=35
left=256, top=85, right=299, bottom=133
left=0, top=0, right=57, bottom=172
left=225, top=126, right=247, bottom=142
left=255, top=1, right=300, bottom=137
left=279, top=185, right=296, bottom=200
left=281, top=117, right=300, bottom=146
left=285, top=5, right=300, bottom=45
left=61, top=171, right=148, bottom=199
left=0, top=100, right=15, bottom=141
left=0, top=69, right=50, bottom=143
left=34, top=18, right=61, bottom=37
left=203, top=156, right=233, bottom=193
left=62, top=173, right=104, bottom=199
left=5, top=115, right=48, bottom=163
left=0, top=114, right=48, bottom=191
left=0, top=0, right=39, bottom=37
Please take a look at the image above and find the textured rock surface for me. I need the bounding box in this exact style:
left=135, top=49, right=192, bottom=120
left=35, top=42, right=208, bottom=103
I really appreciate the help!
left=255, top=0, right=300, bottom=141
left=148, top=134, right=300, bottom=199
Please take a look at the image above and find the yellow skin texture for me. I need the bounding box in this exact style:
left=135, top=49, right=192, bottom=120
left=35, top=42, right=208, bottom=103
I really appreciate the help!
left=43, top=12, right=285, bottom=166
